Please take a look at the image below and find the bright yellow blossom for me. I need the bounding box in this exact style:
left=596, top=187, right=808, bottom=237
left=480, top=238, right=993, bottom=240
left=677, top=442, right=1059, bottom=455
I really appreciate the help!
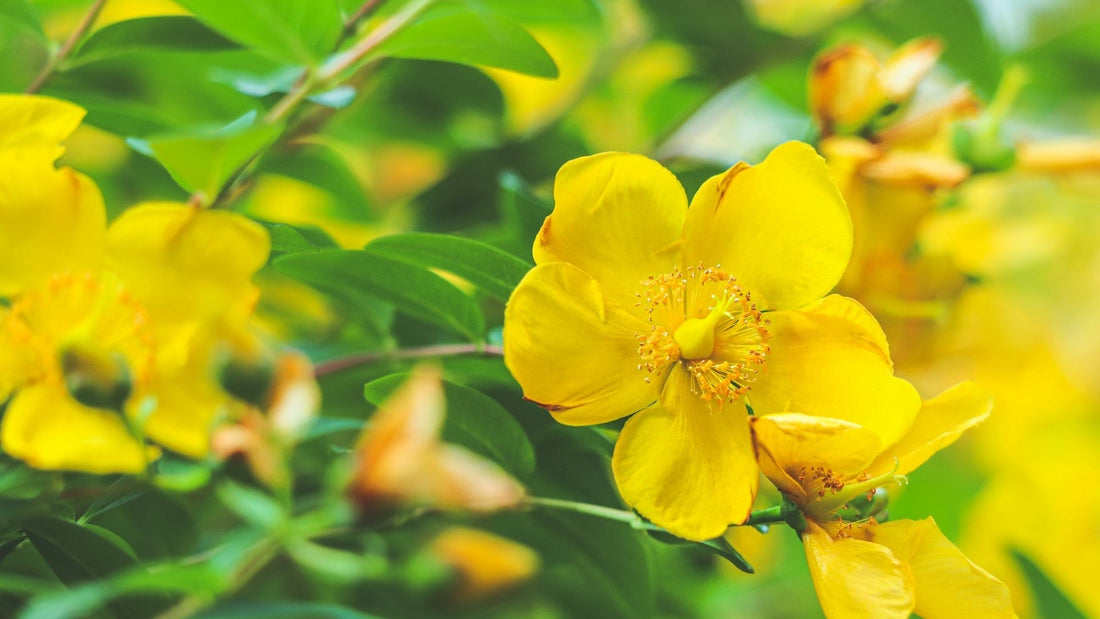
left=503, top=141, right=919, bottom=540
left=752, top=382, right=1015, bottom=618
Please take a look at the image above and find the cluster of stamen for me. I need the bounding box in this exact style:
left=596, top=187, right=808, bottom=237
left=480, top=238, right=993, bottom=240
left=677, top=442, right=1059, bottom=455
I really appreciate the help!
left=4, top=272, right=157, bottom=389
left=633, top=264, right=770, bottom=402
left=798, top=466, right=847, bottom=498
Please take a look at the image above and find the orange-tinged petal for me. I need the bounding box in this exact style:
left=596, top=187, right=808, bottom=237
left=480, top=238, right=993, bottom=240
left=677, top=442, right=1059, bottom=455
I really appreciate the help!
left=872, top=518, right=1015, bottom=618
left=868, top=381, right=991, bottom=477
left=751, top=413, right=881, bottom=498
left=803, top=521, right=915, bottom=619
left=1, top=383, right=153, bottom=474
left=0, top=95, right=85, bottom=163
left=105, top=203, right=269, bottom=328
left=504, top=263, right=659, bottom=425
left=532, top=152, right=685, bottom=320
left=879, top=38, right=942, bottom=101
left=428, top=527, right=539, bottom=602
left=749, top=295, right=920, bottom=446
left=683, top=142, right=852, bottom=310
left=809, top=45, right=887, bottom=134
left=350, top=366, right=524, bottom=512
left=612, top=369, right=757, bottom=540
left=0, top=167, right=106, bottom=296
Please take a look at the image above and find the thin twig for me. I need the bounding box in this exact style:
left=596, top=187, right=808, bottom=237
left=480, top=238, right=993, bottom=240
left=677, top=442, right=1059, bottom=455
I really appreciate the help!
left=25, top=0, right=109, bottom=94
left=344, top=0, right=389, bottom=34
left=314, top=343, right=503, bottom=377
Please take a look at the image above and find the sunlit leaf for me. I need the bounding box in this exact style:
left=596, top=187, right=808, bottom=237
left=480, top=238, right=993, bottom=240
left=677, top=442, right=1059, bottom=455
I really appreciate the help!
left=365, top=232, right=531, bottom=302
left=375, top=2, right=559, bottom=77
left=73, top=16, right=238, bottom=64
left=146, top=112, right=283, bottom=199
left=175, top=0, right=343, bottom=64
left=276, top=249, right=486, bottom=341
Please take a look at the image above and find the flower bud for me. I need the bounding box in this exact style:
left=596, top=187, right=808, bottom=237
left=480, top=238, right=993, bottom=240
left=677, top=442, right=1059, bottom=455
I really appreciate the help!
left=59, top=343, right=132, bottom=411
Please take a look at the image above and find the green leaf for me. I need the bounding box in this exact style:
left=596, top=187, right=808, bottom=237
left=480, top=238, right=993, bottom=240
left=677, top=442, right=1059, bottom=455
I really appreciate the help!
left=20, top=517, right=162, bottom=619
left=193, top=601, right=383, bottom=619
left=262, top=145, right=373, bottom=220
left=644, top=528, right=754, bottom=573
left=0, top=0, right=48, bottom=90
left=73, top=16, right=239, bottom=64
left=21, top=518, right=139, bottom=585
left=364, top=373, right=535, bottom=478
left=304, top=416, right=365, bottom=440
left=376, top=2, right=559, bottom=77
left=146, top=112, right=283, bottom=199
left=1011, top=549, right=1087, bottom=619
left=262, top=222, right=324, bottom=256
left=216, top=481, right=285, bottom=529
left=175, top=0, right=342, bottom=64
left=19, top=564, right=225, bottom=619
left=275, top=249, right=486, bottom=341
left=366, top=232, right=531, bottom=302
left=497, top=171, right=551, bottom=260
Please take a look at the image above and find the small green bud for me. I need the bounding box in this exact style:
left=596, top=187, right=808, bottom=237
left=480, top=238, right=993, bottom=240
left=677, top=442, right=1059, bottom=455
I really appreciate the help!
left=953, top=120, right=1016, bottom=173
left=59, top=344, right=132, bottom=411
left=218, top=353, right=276, bottom=409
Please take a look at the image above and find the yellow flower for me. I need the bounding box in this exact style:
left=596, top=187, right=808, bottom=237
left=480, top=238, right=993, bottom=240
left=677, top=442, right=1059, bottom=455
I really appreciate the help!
left=0, top=95, right=274, bottom=471
left=503, top=142, right=919, bottom=540
left=426, top=527, right=539, bottom=603
left=752, top=382, right=1015, bottom=618
left=348, top=366, right=525, bottom=514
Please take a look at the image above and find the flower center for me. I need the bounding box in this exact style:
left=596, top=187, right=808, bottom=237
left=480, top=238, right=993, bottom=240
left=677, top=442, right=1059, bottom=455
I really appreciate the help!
left=635, top=264, right=770, bottom=402
left=2, top=272, right=156, bottom=401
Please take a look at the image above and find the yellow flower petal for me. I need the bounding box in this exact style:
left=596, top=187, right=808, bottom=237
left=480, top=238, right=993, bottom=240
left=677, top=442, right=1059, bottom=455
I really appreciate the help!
left=0, top=167, right=106, bottom=296
left=803, top=522, right=915, bottom=619
left=138, top=334, right=232, bottom=458
left=532, top=152, right=685, bottom=321
left=748, top=295, right=920, bottom=446
left=872, top=518, right=1015, bottom=618
left=809, top=45, right=887, bottom=134
left=611, top=370, right=757, bottom=540
left=868, top=381, right=991, bottom=477
left=752, top=413, right=882, bottom=498
left=0, top=95, right=85, bottom=163
left=105, top=203, right=270, bottom=328
left=504, top=263, right=659, bottom=425
left=0, top=383, right=153, bottom=474
left=683, top=142, right=852, bottom=310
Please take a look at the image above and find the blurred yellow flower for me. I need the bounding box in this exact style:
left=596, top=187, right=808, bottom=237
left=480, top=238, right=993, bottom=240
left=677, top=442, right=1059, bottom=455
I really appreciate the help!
left=0, top=95, right=273, bottom=472
left=427, top=527, right=539, bottom=602
left=504, top=142, right=918, bottom=540
left=752, top=382, right=1015, bottom=618
left=348, top=366, right=525, bottom=514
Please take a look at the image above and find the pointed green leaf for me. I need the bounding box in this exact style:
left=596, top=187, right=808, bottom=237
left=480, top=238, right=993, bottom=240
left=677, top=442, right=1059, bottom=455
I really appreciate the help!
left=175, top=0, right=342, bottom=64
left=275, top=249, right=485, bottom=341
left=147, top=113, right=282, bottom=199
left=1011, top=549, right=1087, bottom=619
left=73, top=16, right=239, bottom=64
left=376, top=2, right=558, bottom=77
left=366, top=232, right=531, bottom=302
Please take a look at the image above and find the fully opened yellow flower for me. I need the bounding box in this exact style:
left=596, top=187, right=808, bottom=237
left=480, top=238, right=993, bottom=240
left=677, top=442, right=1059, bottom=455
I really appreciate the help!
left=504, top=142, right=919, bottom=540
left=752, top=383, right=1015, bottom=618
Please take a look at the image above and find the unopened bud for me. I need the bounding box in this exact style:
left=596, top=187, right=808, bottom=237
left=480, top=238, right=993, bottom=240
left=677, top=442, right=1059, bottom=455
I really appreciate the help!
left=59, top=344, right=132, bottom=411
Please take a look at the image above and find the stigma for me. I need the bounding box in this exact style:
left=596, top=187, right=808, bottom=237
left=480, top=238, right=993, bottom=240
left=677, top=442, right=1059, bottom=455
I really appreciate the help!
left=635, top=264, right=770, bottom=402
